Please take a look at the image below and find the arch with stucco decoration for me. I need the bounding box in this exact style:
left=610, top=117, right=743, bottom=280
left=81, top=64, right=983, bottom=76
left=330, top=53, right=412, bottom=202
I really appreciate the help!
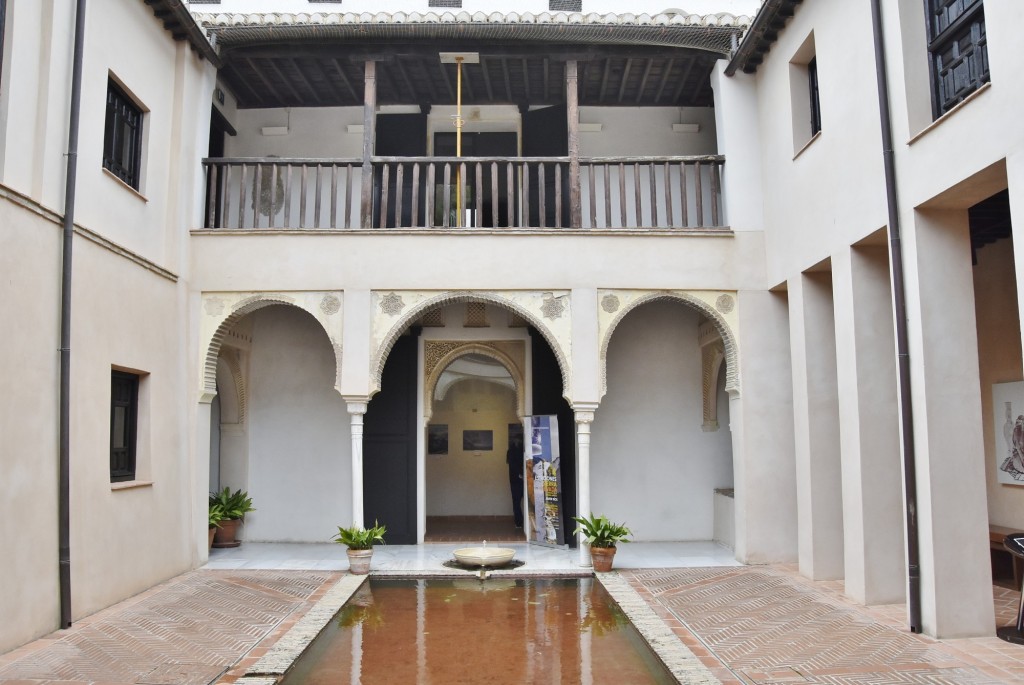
left=371, top=291, right=570, bottom=401
left=599, top=291, right=739, bottom=399
left=424, top=343, right=526, bottom=421
left=215, top=352, right=246, bottom=425
left=202, top=294, right=342, bottom=402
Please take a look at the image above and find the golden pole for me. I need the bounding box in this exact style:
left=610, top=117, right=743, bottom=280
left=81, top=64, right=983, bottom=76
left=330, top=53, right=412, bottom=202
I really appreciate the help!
left=455, top=56, right=464, bottom=226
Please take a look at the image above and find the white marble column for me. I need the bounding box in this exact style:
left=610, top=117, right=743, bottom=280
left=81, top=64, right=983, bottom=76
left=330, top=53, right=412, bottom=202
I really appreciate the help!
left=575, top=404, right=597, bottom=567
left=347, top=400, right=368, bottom=528
left=832, top=245, right=905, bottom=605
left=788, top=272, right=844, bottom=580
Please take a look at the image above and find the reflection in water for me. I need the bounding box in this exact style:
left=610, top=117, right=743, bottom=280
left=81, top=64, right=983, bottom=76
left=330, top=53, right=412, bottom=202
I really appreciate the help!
left=280, top=578, right=674, bottom=685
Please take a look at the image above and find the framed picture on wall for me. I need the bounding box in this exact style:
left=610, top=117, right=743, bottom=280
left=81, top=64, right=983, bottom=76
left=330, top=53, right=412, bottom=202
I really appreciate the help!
left=428, top=424, right=448, bottom=456
left=463, top=429, right=493, bottom=451
left=994, top=381, right=1024, bottom=485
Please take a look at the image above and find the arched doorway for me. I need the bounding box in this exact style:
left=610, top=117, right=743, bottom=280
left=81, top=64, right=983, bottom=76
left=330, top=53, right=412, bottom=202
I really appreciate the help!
left=364, top=299, right=575, bottom=544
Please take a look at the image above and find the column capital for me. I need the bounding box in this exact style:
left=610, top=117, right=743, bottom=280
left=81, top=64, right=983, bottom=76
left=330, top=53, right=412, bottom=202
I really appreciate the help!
left=344, top=398, right=369, bottom=415
left=573, top=402, right=599, bottom=425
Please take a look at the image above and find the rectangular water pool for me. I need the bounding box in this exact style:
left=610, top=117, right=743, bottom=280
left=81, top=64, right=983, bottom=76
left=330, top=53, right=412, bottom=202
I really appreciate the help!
left=280, top=577, right=676, bottom=684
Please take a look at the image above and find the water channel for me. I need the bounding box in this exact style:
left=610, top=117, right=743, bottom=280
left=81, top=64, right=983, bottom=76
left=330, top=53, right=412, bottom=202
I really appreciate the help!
left=280, top=577, right=676, bottom=684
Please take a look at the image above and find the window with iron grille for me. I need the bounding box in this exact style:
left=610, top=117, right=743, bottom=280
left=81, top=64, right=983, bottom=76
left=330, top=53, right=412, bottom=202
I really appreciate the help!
left=927, top=0, right=988, bottom=117
left=103, top=79, right=144, bottom=189
left=110, top=371, right=139, bottom=483
left=549, top=0, right=582, bottom=11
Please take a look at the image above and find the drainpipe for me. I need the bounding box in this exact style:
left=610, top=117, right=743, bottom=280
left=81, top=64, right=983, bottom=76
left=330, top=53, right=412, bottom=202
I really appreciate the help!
left=59, top=0, right=88, bottom=629
left=869, top=0, right=922, bottom=633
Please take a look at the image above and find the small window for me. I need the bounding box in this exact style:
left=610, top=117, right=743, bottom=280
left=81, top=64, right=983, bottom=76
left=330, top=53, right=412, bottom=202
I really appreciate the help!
left=927, top=0, right=988, bottom=117
left=110, top=371, right=139, bottom=482
left=103, top=79, right=144, bottom=190
left=807, top=57, right=821, bottom=137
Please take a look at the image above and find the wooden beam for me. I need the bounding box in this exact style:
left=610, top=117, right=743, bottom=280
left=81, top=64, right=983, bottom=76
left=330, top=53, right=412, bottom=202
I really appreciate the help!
left=634, top=58, right=654, bottom=104
left=671, top=57, right=696, bottom=104
left=480, top=57, right=495, bottom=101
left=331, top=58, right=361, bottom=103
left=289, top=58, right=323, bottom=105
left=522, top=58, right=531, bottom=101
left=617, top=58, right=633, bottom=103
left=393, top=58, right=419, bottom=100
left=224, top=64, right=266, bottom=107
left=598, top=58, right=611, bottom=104
left=265, top=59, right=305, bottom=105
left=244, top=57, right=285, bottom=106
left=653, top=57, right=675, bottom=104
left=308, top=59, right=343, bottom=104
left=501, top=58, right=513, bottom=102
left=543, top=58, right=550, bottom=101
left=440, top=61, right=456, bottom=101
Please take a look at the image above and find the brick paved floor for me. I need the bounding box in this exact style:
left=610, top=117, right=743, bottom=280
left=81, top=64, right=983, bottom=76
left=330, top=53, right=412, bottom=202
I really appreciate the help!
left=0, top=570, right=338, bottom=685
left=622, top=566, right=1024, bottom=684
left=3, top=565, right=1024, bottom=684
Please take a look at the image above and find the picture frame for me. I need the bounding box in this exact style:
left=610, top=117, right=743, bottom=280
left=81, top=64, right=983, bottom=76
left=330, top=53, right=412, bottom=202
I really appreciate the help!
left=462, top=429, right=493, bottom=452
left=427, top=424, right=448, bottom=456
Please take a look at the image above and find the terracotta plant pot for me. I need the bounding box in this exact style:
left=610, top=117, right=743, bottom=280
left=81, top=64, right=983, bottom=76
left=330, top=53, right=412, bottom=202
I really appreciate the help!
left=208, top=527, right=216, bottom=550
left=212, top=518, right=242, bottom=548
left=347, top=548, right=374, bottom=575
left=589, top=546, right=616, bottom=572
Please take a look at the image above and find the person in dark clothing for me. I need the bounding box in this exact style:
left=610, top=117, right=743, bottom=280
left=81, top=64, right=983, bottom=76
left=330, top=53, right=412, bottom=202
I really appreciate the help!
left=506, top=433, right=525, bottom=528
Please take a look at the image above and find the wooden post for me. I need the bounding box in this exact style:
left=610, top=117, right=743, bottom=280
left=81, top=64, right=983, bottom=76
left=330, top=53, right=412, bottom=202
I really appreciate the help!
left=566, top=60, right=582, bottom=229
left=361, top=61, right=377, bottom=229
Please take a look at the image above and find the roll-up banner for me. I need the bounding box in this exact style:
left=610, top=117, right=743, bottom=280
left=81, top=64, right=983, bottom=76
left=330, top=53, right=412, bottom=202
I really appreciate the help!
left=525, top=415, right=564, bottom=547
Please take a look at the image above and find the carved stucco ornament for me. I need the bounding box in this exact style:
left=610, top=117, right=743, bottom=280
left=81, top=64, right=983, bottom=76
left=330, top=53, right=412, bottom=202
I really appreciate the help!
left=541, top=293, right=567, bottom=320
left=204, top=297, right=226, bottom=316
left=320, top=294, right=341, bottom=316
left=601, top=294, right=620, bottom=313
left=380, top=292, right=406, bottom=316
left=715, top=294, right=735, bottom=314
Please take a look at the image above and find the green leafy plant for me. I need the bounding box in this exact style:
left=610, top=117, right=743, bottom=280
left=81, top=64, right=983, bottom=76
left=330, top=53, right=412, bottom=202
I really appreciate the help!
left=332, top=521, right=387, bottom=550
left=209, top=487, right=256, bottom=521
left=209, top=502, right=226, bottom=528
left=572, top=513, right=631, bottom=549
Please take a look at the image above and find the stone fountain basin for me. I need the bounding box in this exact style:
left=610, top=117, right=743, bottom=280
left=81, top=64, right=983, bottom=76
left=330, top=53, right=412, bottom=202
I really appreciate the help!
left=452, top=546, right=516, bottom=567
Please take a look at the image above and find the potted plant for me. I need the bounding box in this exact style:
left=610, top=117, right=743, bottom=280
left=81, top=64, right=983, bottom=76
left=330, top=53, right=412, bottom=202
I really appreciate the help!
left=208, top=502, right=226, bottom=550
left=209, top=487, right=256, bottom=548
left=573, top=513, right=631, bottom=572
left=332, top=521, right=386, bottom=575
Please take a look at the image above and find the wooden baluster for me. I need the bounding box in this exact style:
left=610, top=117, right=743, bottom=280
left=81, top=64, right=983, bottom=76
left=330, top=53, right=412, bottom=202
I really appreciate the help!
left=270, top=163, right=280, bottom=228
left=205, top=164, right=217, bottom=228
left=224, top=166, right=234, bottom=229
left=711, top=161, right=721, bottom=226
left=395, top=163, right=405, bottom=227
left=618, top=163, right=627, bottom=228
left=411, top=163, right=421, bottom=227
left=442, top=163, right=451, bottom=228
left=679, top=162, right=689, bottom=227
left=523, top=163, right=531, bottom=227
left=314, top=164, right=323, bottom=229
left=380, top=164, right=390, bottom=229
left=283, top=165, right=292, bottom=229
left=425, top=163, right=436, bottom=229
left=252, top=163, right=262, bottom=228
left=238, top=164, right=248, bottom=229
left=633, top=162, right=642, bottom=227
left=507, top=162, right=515, bottom=227
left=694, top=161, right=703, bottom=227
left=491, top=162, right=499, bottom=228
left=649, top=162, right=658, bottom=227
left=299, top=164, right=309, bottom=228
left=345, top=164, right=353, bottom=229
left=475, top=162, right=483, bottom=228
left=588, top=163, right=597, bottom=229
left=603, top=164, right=611, bottom=229
left=330, top=165, right=339, bottom=229
left=555, top=163, right=562, bottom=228
left=664, top=162, right=674, bottom=227
left=538, top=163, right=547, bottom=229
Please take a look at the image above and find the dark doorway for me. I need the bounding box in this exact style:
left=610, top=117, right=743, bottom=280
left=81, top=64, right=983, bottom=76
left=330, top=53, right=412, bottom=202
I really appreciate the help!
left=522, top=105, right=570, bottom=228
left=204, top=106, right=236, bottom=228
left=530, top=327, right=576, bottom=547
left=435, top=132, right=518, bottom=227
left=364, top=330, right=420, bottom=544
left=373, top=113, right=428, bottom=228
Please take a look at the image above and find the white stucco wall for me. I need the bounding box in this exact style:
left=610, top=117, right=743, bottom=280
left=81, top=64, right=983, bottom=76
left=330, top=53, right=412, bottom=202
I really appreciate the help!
left=591, top=301, right=733, bottom=541
left=244, top=305, right=351, bottom=542
left=426, top=380, right=518, bottom=516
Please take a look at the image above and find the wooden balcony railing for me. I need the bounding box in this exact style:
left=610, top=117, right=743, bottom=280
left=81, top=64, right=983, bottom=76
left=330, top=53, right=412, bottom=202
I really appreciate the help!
left=202, top=155, right=725, bottom=231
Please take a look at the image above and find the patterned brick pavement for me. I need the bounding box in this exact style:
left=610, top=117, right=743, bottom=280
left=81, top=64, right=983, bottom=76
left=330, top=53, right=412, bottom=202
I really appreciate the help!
left=0, top=570, right=338, bottom=685
left=623, top=566, right=1024, bottom=684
